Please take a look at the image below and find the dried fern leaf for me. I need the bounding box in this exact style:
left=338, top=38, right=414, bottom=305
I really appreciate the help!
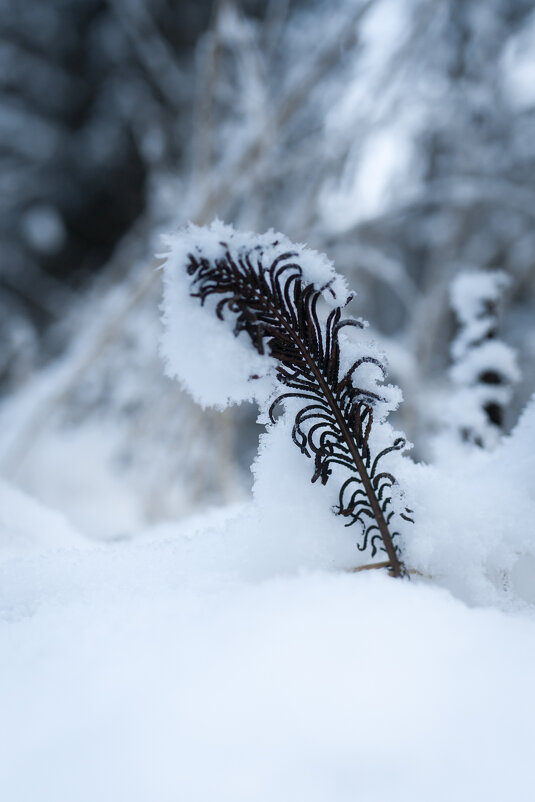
left=177, top=228, right=411, bottom=577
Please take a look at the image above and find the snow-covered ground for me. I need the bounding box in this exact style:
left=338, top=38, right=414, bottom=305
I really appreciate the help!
left=2, top=505, right=535, bottom=802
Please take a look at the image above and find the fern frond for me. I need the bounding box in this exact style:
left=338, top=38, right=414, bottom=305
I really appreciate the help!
left=182, top=231, right=410, bottom=577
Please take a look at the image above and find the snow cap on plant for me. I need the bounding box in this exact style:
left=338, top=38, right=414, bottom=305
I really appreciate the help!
left=160, top=220, right=412, bottom=576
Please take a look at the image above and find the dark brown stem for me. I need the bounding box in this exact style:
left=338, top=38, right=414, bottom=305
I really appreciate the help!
left=350, top=561, right=391, bottom=573
left=350, top=563, right=421, bottom=577
left=265, top=294, right=406, bottom=578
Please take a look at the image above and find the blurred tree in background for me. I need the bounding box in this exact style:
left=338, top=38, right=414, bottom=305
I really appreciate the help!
left=1, top=0, right=534, bottom=539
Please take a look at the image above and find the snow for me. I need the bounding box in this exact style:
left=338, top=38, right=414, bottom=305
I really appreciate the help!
left=10, top=422, right=147, bottom=541
left=160, top=220, right=351, bottom=408
left=450, top=270, right=508, bottom=330
left=2, top=527, right=535, bottom=802
left=0, top=479, right=86, bottom=555
left=450, top=340, right=521, bottom=388
left=403, top=394, right=535, bottom=607
left=450, top=270, right=512, bottom=365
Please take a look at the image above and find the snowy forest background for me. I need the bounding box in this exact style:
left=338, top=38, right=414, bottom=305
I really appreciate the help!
left=2, top=0, right=535, bottom=540
left=3, top=3, right=535, bottom=799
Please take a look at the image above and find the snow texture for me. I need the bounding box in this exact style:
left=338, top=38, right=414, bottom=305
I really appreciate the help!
left=160, top=220, right=350, bottom=409
left=0, top=479, right=87, bottom=555
left=450, top=270, right=510, bottom=360
left=403, top=393, right=535, bottom=606
left=2, top=513, right=535, bottom=802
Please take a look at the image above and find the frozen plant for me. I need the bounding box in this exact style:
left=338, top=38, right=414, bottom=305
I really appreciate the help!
left=449, top=270, right=520, bottom=449
left=161, top=221, right=412, bottom=577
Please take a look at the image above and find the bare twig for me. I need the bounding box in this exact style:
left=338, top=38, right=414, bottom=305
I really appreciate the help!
left=109, top=0, right=185, bottom=108
left=350, top=562, right=424, bottom=577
